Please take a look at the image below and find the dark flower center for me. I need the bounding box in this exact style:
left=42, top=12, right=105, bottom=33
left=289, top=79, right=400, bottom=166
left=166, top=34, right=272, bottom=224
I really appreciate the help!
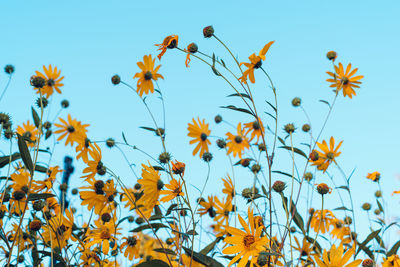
left=144, top=71, right=153, bottom=80
left=67, top=125, right=75, bottom=133
left=167, top=39, right=177, bottom=49
left=234, top=135, right=243, bottom=144
left=127, top=237, right=137, bottom=246
left=96, top=161, right=106, bottom=176
left=243, top=234, right=255, bottom=248
left=341, top=77, right=349, bottom=85
left=157, top=179, right=164, bottom=190
left=326, top=152, right=335, bottom=160
left=200, top=133, right=208, bottom=141
left=252, top=121, right=260, bottom=130
left=301, top=250, right=308, bottom=257
left=100, top=230, right=111, bottom=240
left=23, top=131, right=32, bottom=139
left=47, top=79, right=55, bottom=87
left=254, top=60, right=262, bottom=69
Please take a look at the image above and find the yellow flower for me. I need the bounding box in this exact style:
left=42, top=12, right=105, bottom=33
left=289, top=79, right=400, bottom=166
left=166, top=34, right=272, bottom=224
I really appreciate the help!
left=326, top=63, right=364, bottom=98
left=16, top=120, right=38, bottom=147
left=155, top=35, right=178, bottom=60
left=313, top=243, right=362, bottom=267
left=187, top=118, right=211, bottom=158
left=42, top=208, right=75, bottom=249
left=223, top=208, right=268, bottom=267
left=75, top=136, right=91, bottom=163
left=292, top=236, right=316, bottom=264
left=120, top=235, right=141, bottom=261
left=214, top=196, right=232, bottom=225
left=181, top=254, right=205, bottom=267
left=85, top=219, right=120, bottom=255
left=160, top=178, right=184, bottom=202
left=310, top=209, right=335, bottom=234
left=243, top=119, right=265, bottom=143
left=133, top=54, right=164, bottom=97
left=383, top=255, right=400, bottom=267
left=226, top=123, right=250, bottom=158
left=81, top=142, right=105, bottom=180
left=79, top=178, right=117, bottom=215
left=222, top=174, right=235, bottom=201
left=311, top=137, right=343, bottom=173
left=137, top=163, right=163, bottom=218
left=198, top=195, right=215, bottom=217
left=239, top=41, right=274, bottom=84
left=32, top=166, right=62, bottom=192
left=34, top=64, right=64, bottom=98
left=366, top=171, right=380, bottom=182
left=54, top=114, right=89, bottom=147
left=331, top=219, right=352, bottom=243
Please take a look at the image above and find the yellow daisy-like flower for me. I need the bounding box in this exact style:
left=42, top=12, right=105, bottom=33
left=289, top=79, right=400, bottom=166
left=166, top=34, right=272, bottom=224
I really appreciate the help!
left=32, top=166, right=62, bottom=192
left=198, top=195, right=215, bottom=217
left=310, top=136, right=343, bottom=173
left=181, top=254, right=205, bottom=267
left=313, top=243, right=362, bottom=267
left=85, top=219, right=120, bottom=255
left=326, top=63, right=364, bottom=99
left=366, top=171, right=380, bottom=182
left=81, top=142, right=105, bottom=180
left=137, top=163, right=163, bottom=218
left=292, top=236, right=316, bottom=264
left=42, top=208, right=75, bottom=249
left=383, top=255, right=400, bottom=267
left=226, top=123, right=250, bottom=158
left=214, top=196, right=232, bottom=225
left=160, top=178, right=184, bottom=202
left=79, top=178, right=116, bottom=215
left=16, top=120, right=38, bottom=147
left=187, top=118, right=211, bottom=158
left=133, top=54, right=164, bottom=97
left=243, top=119, right=265, bottom=143
left=54, top=114, right=89, bottom=147
left=330, top=219, right=352, bottom=243
left=120, top=235, right=141, bottom=261
left=155, top=35, right=178, bottom=60
left=239, top=41, right=274, bottom=84
left=223, top=208, right=268, bottom=267
left=310, top=209, right=335, bottom=234
left=34, top=64, right=64, bottom=98
left=222, top=175, right=235, bottom=201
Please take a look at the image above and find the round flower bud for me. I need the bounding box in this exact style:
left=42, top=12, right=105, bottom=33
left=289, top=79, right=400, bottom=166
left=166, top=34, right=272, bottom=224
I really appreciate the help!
left=326, top=51, right=337, bottom=61
left=29, top=219, right=42, bottom=231
left=216, top=139, right=226, bottom=149
left=240, top=158, right=251, bottom=167
left=317, top=183, right=330, bottom=195
left=291, top=97, right=301, bottom=107
left=101, top=213, right=112, bottom=223
left=180, top=209, right=187, bottom=217
left=375, top=190, right=382, bottom=198
left=362, top=203, right=371, bottom=211
left=284, top=123, right=295, bottom=134
left=106, top=138, right=115, bottom=148
left=203, top=26, right=214, bottom=38
left=290, top=226, right=296, bottom=233
left=214, top=115, right=222, bottom=124
left=310, top=151, right=319, bottom=161
left=258, top=143, right=266, bottom=151
left=61, top=99, right=69, bottom=108
left=43, top=121, right=52, bottom=130
left=304, top=172, right=313, bottom=182
left=35, top=97, right=48, bottom=108
left=71, top=188, right=78, bottom=195
left=257, top=251, right=269, bottom=266
left=202, top=152, right=213, bottom=162
left=166, top=238, right=174, bottom=245
left=241, top=187, right=258, bottom=199
left=362, top=259, right=374, bottom=267
left=158, top=152, right=171, bottom=164
left=187, top=43, right=198, bottom=53
left=272, top=181, right=286, bottom=193
left=111, top=75, right=121, bottom=85
left=251, top=164, right=261, bottom=173
left=33, top=200, right=45, bottom=211
left=0, top=113, right=11, bottom=125
left=374, top=209, right=381, bottom=215
left=128, top=216, right=135, bottom=223
left=302, top=124, right=311, bottom=132
left=196, top=198, right=205, bottom=204
left=4, top=64, right=14, bottom=74
left=30, top=76, right=46, bottom=88
left=344, top=216, right=352, bottom=224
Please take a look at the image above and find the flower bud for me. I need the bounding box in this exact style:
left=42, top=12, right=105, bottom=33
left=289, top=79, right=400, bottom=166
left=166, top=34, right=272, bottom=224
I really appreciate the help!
left=272, top=181, right=286, bottom=193
left=111, top=75, right=121, bottom=85
left=203, top=26, right=214, bottom=38
left=317, top=183, right=330, bottom=195
left=291, top=97, right=301, bottom=107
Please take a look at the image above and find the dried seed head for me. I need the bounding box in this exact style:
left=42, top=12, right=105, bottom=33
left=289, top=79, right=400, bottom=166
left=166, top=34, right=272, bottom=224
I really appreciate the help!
left=106, top=138, right=115, bottom=148
left=111, top=75, right=121, bottom=85
left=101, top=213, right=112, bottom=223
left=344, top=216, right=352, bottom=224
left=158, top=152, right=171, bottom=164
left=290, top=226, right=296, bottom=233
left=241, top=187, right=258, bottom=199
left=302, top=123, right=311, bottom=132
left=291, top=97, right=301, bottom=107
left=202, top=152, right=213, bottom=162
left=61, top=99, right=69, bottom=108
left=284, top=123, right=295, bottom=134
left=317, top=183, right=330, bottom=195
left=203, top=26, right=214, bottom=38
left=240, top=158, right=251, bottom=167
left=362, top=203, right=371, bottom=211
left=214, top=114, right=222, bottom=124
left=13, top=190, right=26, bottom=200
left=251, top=164, right=261, bottom=173
left=272, top=181, right=286, bottom=193
left=36, top=97, right=48, bottom=108
left=362, top=259, right=374, bottom=267
left=310, top=151, right=319, bottom=161
left=30, top=76, right=46, bottom=88
left=257, top=251, right=269, bottom=266
left=135, top=217, right=144, bottom=224
left=33, top=200, right=45, bottom=211
left=4, top=65, right=14, bottom=74
left=216, top=139, right=226, bottom=149
left=375, top=190, right=382, bottom=198
left=187, top=43, right=198, bottom=53
left=71, top=188, right=78, bottom=195
left=59, top=183, right=68, bottom=192
left=326, top=51, right=337, bottom=61
left=374, top=209, right=381, bottom=215
left=258, top=143, right=266, bottom=151
left=128, top=216, right=135, bottom=223
left=304, top=172, right=313, bottom=182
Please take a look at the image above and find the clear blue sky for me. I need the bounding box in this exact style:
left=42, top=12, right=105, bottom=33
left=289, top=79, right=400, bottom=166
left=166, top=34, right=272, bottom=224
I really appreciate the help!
left=1, top=0, right=400, bottom=260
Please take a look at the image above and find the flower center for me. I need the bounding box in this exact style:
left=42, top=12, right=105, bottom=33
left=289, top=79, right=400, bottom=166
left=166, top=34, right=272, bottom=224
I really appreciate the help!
left=252, top=121, right=260, bottom=130
left=200, top=133, right=208, bottom=141
left=127, top=236, right=137, bottom=246
left=157, top=179, right=164, bottom=190
left=67, top=125, right=75, bottom=133
left=234, top=135, right=243, bottom=144
left=144, top=71, right=153, bottom=80
left=341, top=77, right=349, bottom=85
left=96, top=161, right=106, bottom=175
left=326, top=152, right=335, bottom=160
left=243, top=234, right=255, bottom=248
left=47, top=79, right=55, bottom=87
left=23, top=131, right=32, bottom=139
left=100, top=230, right=111, bottom=240
left=254, top=60, right=262, bottom=69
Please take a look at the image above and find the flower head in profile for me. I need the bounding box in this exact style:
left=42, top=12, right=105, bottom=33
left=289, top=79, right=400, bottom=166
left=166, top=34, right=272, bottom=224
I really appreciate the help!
left=34, top=64, right=64, bottom=98
left=137, top=163, right=163, bottom=218
left=159, top=178, right=184, bottom=202
left=383, top=255, right=400, bottom=267
left=222, top=208, right=268, bottom=267
left=133, top=54, right=164, bottom=97
left=226, top=123, right=250, bottom=158
left=293, top=236, right=317, bottom=264
left=366, top=171, right=380, bottom=182
left=155, top=35, right=178, bottom=60
left=222, top=175, right=235, bottom=201
left=244, top=119, right=265, bottom=143
left=171, top=160, right=185, bottom=176
left=326, top=63, right=364, bottom=98
left=16, top=120, right=38, bottom=147
left=85, top=219, right=120, bottom=255
left=310, top=209, right=335, bottom=234
left=239, top=41, right=274, bottom=84
left=313, top=243, right=362, bottom=267
left=187, top=118, right=211, bottom=158
left=54, top=114, right=89, bottom=147
left=214, top=196, right=233, bottom=225
left=185, top=42, right=198, bottom=67
left=310, top=137, right=343, bottom=173
left=81, top=142, right=105, bottom=180
left=120, top=234, right=141, bottom=261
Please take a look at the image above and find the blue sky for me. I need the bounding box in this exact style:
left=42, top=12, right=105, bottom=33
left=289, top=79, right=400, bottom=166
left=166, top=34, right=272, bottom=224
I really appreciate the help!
left=1, top=0, right=400, bottom=261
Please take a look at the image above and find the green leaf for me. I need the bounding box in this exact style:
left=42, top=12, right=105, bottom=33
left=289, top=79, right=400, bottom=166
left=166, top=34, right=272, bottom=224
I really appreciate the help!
left=335, top=186, right=350, bottom=192
left=305, top=236, right=322, bottom=254
left=377, top=200, right=384, bottom=212
left=221, top=105, right=253, bottom=116
left=165, top=204, right=178, bottom=216
left=200, top=237, right=222, bottom=255
left=182, top=247, right=224, bottom=267
left=279, top=146, right=308, bottom=159
left=35, top=165, right=48, bottom=173
left=387, top=240, right=400, bottom=257
left=319, top=99, right=331, bottom=108
left=0, top=152, right=20, bottom=168
left=16, top=133, right=34, bottom=175
left=227, top=93, right=252, bottom=100
left=211, top=66, right=221, bottom=76
left=27, top=193, right=55, bottom=201
left=266, top=100, right=277, bottom=112
left=153, top=248, right=176, bottom=256
left=130, top=223, right=168, bottom=233
left=140, top=126, right=157, bottom=132
left=334, top=206, right=352, bottom=211
left=135, top=260, right=169, bottom=267
left=356, top=229, right=381, bottom=256
left=31, top=107, right=40, bottom=128
left=122, top=132, right=129, bottom=145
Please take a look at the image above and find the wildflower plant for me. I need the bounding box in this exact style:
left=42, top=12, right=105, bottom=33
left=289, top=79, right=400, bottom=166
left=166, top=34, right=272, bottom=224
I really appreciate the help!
left=0, top=24, right=399, bottom=267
